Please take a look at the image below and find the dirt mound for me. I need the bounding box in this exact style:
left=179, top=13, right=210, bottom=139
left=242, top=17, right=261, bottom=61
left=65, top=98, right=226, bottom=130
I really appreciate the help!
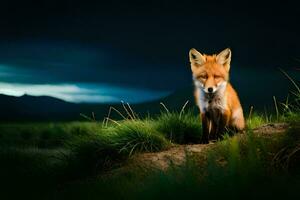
left=253, top=123, right=289, bottom=135
left=129, top=144, right=212, bottom=170
left=125, top=123, right=289, bottom=171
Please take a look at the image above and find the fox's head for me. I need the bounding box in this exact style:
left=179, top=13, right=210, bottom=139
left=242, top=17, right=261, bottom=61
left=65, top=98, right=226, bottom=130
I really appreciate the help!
left=189, top=48, right=231, bottom=94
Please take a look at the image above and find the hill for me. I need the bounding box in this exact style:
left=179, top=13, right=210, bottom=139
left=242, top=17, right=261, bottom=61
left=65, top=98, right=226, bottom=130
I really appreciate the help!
left=0, top=89, right=196, bottom=121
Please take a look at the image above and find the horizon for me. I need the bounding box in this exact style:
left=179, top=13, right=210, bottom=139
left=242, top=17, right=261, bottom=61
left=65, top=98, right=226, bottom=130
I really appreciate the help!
left=0, top=82, right=171, bottom=103
left=0, top=65, right=299, bottom=106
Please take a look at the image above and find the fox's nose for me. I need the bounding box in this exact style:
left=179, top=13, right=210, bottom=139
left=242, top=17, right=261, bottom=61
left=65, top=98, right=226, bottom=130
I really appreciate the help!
left=208, top=87, right=213, bottom=93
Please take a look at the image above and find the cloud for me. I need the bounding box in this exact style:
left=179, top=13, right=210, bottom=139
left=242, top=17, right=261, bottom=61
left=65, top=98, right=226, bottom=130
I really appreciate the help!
left=0, top=82, right=170, bottom=103
left=0, top=42, right=191, bottom=90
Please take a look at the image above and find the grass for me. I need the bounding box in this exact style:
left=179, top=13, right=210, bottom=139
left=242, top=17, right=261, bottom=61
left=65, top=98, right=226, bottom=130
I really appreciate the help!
left=0, top=122, right=102, bottom=148
left=0, top=70, right=299, bottom=199
left=155, top=110, right=202, bottom=144
left=111, top=120, right=170, bottom=155
left=0, top=108, right=298, bottom=199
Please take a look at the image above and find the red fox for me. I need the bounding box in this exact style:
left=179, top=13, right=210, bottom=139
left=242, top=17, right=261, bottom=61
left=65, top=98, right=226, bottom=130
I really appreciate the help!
left=189, top=48, right=245, bottom=143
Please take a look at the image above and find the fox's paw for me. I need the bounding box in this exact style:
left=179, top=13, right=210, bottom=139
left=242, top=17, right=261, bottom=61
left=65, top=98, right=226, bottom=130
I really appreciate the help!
left=200, top=138, right=209, bottom=144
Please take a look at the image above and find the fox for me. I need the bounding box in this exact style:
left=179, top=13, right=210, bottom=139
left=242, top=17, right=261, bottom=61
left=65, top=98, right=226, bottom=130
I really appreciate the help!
left=189, top=48, right=245, bottom=143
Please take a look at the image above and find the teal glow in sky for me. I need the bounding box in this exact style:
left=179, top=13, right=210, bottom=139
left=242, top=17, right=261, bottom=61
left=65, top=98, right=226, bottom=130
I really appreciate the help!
left=0, top=82, right=170, bottom=103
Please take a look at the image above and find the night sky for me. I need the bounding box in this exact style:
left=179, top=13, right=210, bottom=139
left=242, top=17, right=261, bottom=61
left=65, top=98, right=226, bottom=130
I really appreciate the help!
left=0, top=0, right=299, bottom=103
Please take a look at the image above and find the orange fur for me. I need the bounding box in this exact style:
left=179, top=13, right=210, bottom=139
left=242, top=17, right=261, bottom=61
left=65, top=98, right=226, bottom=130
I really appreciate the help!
left=189, top=48, right=245, bottom=143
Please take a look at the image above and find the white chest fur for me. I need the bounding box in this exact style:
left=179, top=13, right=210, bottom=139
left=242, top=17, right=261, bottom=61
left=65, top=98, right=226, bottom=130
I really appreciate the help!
left=196, top=82, right=227, bottom=113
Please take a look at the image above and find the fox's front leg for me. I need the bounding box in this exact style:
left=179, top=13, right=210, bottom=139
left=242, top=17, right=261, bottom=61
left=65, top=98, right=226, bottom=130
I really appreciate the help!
left=201, top=113, right=210, bottom=144
left=216, top=109, right=231, bottom=138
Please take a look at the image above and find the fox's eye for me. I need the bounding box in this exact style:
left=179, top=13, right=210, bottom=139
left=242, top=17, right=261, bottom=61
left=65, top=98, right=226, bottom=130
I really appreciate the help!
left=198, top=75, right=207, bottom=79
left=214, top=75, right=221, bottom=79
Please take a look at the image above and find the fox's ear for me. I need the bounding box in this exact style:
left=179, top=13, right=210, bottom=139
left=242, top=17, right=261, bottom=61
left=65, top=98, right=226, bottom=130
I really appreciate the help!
left=216, top=48, right=231, bottom=71
left=189, top=48, right=206, bottom=65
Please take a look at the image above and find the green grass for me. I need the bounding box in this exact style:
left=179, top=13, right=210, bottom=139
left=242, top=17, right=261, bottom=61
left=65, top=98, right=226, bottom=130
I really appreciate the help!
left=0, top=122, right=102, bottom=148
left=0, top=110, right=298, bottom=199
left=246, top=107, right=300, bottom=130
left=111, top=120, right=170, bottom=155
left=155, top=111, right=202, bottom=144
left=0, top=104, right=299, bottom=199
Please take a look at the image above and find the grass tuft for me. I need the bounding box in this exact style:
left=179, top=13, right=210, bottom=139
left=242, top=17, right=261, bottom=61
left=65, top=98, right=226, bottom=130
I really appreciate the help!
left=155, top=111, right=202, bottom=144
left=111, top=120, right=170, bottom=156
left=63, top=134, right=122, bottom=179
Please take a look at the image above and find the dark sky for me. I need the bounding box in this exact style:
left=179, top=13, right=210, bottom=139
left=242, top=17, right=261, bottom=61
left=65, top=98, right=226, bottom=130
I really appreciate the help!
left=0, top=0, right=299, bottom=103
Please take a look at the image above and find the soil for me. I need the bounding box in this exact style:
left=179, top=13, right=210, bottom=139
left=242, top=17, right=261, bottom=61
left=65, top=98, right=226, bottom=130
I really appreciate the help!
left=252, top=123, right=289, bottom=135
left=128, top=123, right=290, bottom=170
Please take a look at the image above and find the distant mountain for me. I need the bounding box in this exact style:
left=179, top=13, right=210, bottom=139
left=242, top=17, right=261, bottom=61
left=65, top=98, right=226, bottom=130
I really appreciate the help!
left=6, top=95, right=136, bottom=121
left=0, top=88, right=196, bottom=122
left=0, top=94, right=81, bottom=121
